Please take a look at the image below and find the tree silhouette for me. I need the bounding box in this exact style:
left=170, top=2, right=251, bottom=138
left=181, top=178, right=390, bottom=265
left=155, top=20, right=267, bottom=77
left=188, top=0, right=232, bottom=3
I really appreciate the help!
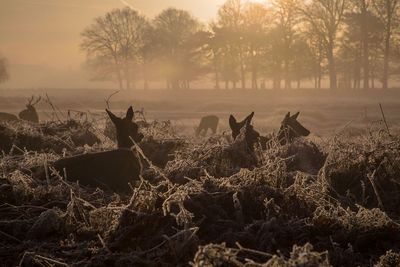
left=301, top=0, right=348, bottom=89
left=152, top=8, right=203, bottom=89
left=81, top=8, right=148, bottom=90
left=373, top=0, right=399, bottom=89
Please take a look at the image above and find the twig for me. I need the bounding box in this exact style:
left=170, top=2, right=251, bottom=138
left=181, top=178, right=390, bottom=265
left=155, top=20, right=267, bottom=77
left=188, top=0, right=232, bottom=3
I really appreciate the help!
left=105, top=90, right=120, bottom=109
left=379, top=103, right=391, bottom=136
left=235, top=242, right=274, bottom=258
left=34, top=254, right=69, bottom=266
left=367, top=161, right=385, bottom=209
left=129, top=136, right=172, bottom=187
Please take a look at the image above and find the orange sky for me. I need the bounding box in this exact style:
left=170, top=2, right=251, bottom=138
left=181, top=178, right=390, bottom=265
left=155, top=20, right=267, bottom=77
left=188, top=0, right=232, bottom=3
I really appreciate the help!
left=0, top=0, right=228, bottom=69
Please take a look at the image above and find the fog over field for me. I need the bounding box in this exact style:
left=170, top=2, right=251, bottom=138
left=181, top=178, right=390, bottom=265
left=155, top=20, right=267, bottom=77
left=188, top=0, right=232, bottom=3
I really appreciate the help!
left=1, top=88, right=400, bottom=136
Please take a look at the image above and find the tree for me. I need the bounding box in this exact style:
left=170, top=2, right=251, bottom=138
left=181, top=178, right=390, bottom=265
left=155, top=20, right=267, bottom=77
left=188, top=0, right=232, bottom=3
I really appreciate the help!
left=217, top=0, right=247, bottom=89
left=271, top=0, right=304, bottom=89
left=373, top=0, right=399, bottom=89
left=302, top=0, right=348, bottom=89
left=0, top=56, right=9, bottom=83
left=81, top=8, right=148, bottom=90
left=152, top=8, right=203, bottom=89
left=339, top=8, right=383, bottom=89
left=242, top=2, right=272, bottom=89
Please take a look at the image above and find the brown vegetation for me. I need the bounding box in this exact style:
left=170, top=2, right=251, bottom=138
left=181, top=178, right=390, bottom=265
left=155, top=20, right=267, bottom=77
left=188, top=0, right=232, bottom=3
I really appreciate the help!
left=1, top=109, right=400, bottom=266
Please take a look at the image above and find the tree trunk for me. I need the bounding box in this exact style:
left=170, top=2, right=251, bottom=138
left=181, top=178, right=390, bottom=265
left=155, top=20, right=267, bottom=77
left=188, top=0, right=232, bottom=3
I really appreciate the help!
left=382, top=21, right=391, bottom=89
left=252, top=66, right=258, bottom=89
left=239, top=50, right=246, bottom=89
left=326, top=41, right=337, bottom=89
left=284, top=59, right=291, bottom=89
left=361, top=1, right=370, bottom=89
left=116, top=68, right=124, bottom=90
left=214, top=67, right=220, bottom=89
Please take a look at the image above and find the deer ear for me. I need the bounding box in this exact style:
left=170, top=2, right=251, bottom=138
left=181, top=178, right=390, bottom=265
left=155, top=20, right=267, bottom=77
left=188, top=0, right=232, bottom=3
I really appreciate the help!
left=229, top=115, right=237, bottom=130
left=291, top=112, right=300, bottom=120
left=285, top=112, right=291, bottom=120
left=106, top=109, right=119, bottom=124
left=245, top=112, right=255, bottom=124
left=126, top=106, right=134, bottom=121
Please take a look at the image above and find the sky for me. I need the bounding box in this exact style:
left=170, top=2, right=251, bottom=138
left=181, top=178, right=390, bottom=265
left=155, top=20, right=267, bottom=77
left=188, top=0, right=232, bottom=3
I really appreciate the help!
left=0, top=0, right=262, bottom=88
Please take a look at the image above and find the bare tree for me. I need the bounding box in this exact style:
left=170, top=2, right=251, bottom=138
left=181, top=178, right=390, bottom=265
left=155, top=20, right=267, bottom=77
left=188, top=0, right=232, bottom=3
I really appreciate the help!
left=373, top=0, right=399, bottom=89
left=152, top=8, right=203, bottom=89
left=272, top=0, right=303, bottom=89
left=242, top=2, right=272, bottom=89
left=217, top=0, right=247, bottom=89
left=302, top=0, right=348, bottom=89
left=81, top=8, right=148, bottom=90
left=0, top=56, right=9, bottom=84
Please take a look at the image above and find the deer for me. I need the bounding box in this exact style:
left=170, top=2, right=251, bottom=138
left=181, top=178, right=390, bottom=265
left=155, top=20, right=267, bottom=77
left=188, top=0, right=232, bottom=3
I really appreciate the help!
left=19, top=96, right=41, bottom=123
left=0, top=96, right=41, bottom=123
left=42, top=106, right=144, bottom=192
left=277, top=112, right=310, bottom=145
left=0, top=112, right=18, bottom=122
left=229, top=112, right=260, bottom=150
left=195, top=115, right=219, bottom=137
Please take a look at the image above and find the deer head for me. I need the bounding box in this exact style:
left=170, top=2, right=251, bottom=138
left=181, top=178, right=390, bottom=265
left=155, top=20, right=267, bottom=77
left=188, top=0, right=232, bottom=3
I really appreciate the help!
left=229, top=112, right=255, bottom=140
left=229, top=112, right=260, bottom=149
left=19, top=96, right=41, bottom=123
left=106, top=106, right=144, bottom=148
left=278, top=112, right=310, bottom=144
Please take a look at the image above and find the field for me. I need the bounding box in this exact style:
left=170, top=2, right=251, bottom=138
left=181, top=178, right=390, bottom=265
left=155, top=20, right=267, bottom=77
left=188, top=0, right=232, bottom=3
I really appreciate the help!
left=1, top=89, right=400, bottom=266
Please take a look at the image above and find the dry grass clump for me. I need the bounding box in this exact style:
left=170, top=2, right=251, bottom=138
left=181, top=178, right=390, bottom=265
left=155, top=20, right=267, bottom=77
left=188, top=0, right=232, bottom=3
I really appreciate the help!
left=192, top=242, right=331, bottom=267
left=2, top=118, right=400, bottom=266
left=0, top=120, right=100, bottom=154
left=320, top=131, right=400, bottom=212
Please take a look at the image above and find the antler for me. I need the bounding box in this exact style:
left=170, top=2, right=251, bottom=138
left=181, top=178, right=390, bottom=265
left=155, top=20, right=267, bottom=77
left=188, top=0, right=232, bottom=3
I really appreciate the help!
left=27, top=95, right=34, bottom=105
left=27, top=95, right=41, bottom=106
left=32, top=96, right=41, bottom=106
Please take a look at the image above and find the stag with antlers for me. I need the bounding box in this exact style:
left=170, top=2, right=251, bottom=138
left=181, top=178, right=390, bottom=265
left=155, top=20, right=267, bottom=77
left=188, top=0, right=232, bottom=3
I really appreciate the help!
left=19, top=96, right=41, bottom=123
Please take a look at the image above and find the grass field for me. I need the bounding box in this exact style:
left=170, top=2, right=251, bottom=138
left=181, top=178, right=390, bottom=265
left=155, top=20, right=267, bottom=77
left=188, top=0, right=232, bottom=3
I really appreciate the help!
left=1, top=88, right=400, bottom=136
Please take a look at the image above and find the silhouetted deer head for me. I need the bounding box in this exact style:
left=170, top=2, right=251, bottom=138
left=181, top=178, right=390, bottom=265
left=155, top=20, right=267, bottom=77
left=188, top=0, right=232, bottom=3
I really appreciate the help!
left=278, top=112, right=310, bottom=144
left=229, top=112, right=255, bottom=140
left=106, top=106, right=144, bottom=148
left=19, top=96, right=41, bottom=123
left=229, top=112, right=260, bottom=149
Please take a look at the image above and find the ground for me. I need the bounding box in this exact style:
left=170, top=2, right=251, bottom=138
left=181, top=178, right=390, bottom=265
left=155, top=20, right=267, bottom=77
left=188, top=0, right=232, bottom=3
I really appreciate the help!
left=1, top=89, right=400, bottom=266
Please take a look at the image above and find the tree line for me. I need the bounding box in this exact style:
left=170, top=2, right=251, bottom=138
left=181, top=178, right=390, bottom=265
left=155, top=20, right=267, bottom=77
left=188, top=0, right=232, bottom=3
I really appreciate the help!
left=80, top=0, right=400, bottom=90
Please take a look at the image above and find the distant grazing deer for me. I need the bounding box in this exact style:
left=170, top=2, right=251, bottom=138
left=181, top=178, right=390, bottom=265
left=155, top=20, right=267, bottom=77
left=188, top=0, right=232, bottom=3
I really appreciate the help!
left=229, top=112, right=260, bottom=149
left=45, top=107, right=144, bottom=192
left=19, top=96, right=41, bottom=123
left=195, top=115, right=219, bottom=137
left=278, top=112, right=310, bottom=144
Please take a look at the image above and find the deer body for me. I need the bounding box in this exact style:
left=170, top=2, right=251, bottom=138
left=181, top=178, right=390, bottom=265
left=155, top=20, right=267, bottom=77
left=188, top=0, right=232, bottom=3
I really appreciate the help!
left=45, top=107, right=144, bottom=192
left=196, top=115, right=219, bottom=136
left=53, top=149, right=141, bottom=192
left=0, top=112, right=18, bottom=122
left=19, top=107, right=39, bottom=123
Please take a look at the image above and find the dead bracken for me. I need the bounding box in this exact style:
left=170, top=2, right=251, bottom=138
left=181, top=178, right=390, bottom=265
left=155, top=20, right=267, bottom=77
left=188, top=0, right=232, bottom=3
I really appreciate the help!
left=0, top=117, right=400, bottom=267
